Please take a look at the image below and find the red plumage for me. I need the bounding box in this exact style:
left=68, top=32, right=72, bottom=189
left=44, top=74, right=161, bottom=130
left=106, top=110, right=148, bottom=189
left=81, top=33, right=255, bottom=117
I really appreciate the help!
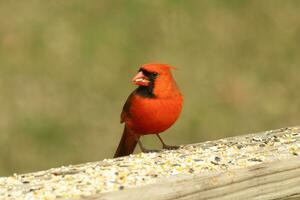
left=114, top=63, right=183, bottom=158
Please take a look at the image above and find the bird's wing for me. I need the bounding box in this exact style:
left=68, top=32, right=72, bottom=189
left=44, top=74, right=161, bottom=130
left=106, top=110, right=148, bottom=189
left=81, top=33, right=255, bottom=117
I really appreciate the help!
left=120, top=91, right=135, bottom=123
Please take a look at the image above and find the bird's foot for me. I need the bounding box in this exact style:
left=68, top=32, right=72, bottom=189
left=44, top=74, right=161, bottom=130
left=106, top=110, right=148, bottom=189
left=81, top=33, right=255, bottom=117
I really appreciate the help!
left=162, top=144, right=180, bottom=150
left=141, top=148, right=160, bottom=153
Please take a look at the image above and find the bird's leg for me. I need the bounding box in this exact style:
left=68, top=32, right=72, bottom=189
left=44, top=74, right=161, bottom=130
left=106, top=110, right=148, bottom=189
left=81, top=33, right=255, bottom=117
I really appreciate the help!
left=156, top=134, right=180, bottom=150
left=137, top=138, right=160, bottom=153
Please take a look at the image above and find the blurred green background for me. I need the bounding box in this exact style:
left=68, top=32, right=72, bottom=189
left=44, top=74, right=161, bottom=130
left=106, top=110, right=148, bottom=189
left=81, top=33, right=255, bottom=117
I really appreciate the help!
left=0, top=0, right=299, bottom=176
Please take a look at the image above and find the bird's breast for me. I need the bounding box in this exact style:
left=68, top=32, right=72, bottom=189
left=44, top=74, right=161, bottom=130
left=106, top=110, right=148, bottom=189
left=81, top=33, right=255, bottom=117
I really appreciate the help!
left=126, top=94, right=183, bottom=135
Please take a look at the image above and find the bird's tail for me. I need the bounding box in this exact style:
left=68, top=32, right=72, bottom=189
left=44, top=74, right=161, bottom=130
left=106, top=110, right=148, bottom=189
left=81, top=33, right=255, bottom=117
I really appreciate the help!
left=114, top=126, right=139, bottom=158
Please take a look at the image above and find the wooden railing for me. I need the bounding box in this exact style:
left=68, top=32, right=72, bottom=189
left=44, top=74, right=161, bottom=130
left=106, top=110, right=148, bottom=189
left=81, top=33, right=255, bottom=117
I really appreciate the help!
left=0, top=127, right=300, bottom=200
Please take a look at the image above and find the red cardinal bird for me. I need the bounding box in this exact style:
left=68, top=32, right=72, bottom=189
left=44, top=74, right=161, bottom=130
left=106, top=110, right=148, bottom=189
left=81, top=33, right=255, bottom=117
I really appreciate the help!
left=114, top=63, right=183, bottom=158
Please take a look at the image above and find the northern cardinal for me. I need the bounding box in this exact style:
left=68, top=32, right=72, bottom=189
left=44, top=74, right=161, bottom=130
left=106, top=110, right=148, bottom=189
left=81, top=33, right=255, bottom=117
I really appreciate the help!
left=114, top=63, right=183, bottom=158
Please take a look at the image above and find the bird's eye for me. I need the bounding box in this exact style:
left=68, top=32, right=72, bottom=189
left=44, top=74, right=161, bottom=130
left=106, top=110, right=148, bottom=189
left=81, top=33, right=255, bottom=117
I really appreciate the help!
left=139, top=69, right=158, bottom=78
left=142, top=70, right=150, bottom=76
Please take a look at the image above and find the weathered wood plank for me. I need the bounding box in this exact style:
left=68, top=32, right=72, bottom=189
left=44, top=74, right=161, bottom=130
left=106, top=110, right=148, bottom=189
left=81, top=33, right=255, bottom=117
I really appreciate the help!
left=0, top=127, right=299, bottom=200
left=90, top=158, right=300, bottom=200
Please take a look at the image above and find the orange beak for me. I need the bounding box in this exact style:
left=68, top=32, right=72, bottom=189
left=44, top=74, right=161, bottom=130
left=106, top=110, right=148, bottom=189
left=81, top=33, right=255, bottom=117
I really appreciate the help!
left=132, top=71, right=150, bottom=86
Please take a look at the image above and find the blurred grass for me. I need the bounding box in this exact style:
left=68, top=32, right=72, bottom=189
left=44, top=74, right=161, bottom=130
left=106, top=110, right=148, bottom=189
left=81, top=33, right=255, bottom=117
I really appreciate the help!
left=0, top=0, right=300, bottom=175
